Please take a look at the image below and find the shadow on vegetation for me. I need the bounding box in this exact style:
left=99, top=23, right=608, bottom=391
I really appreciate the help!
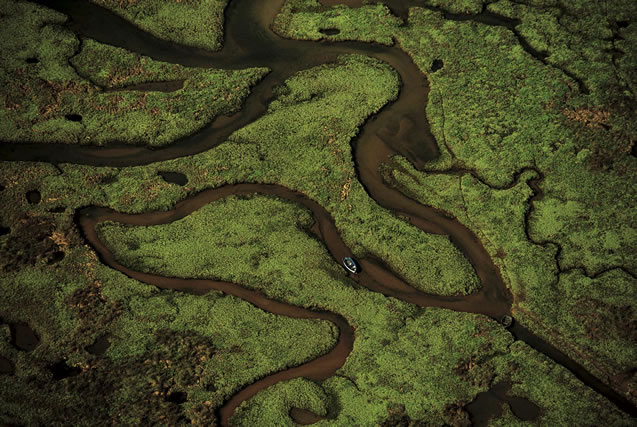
left=48, top=360, right=82, bottom=381
left=0, top=355, right=15, bottom=375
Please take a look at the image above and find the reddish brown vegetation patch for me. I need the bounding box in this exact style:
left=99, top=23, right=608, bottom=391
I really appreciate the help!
left=574, top=298, right=636, bottom=343
left=562, top=107, right=610, bottom=129
left=67, top=281, right=123, bottom=353
left=442, top=402, right=471, bottom=427
left=0, top=215, right=65, bottom=272
left=380, top=404, right=427, bottom=426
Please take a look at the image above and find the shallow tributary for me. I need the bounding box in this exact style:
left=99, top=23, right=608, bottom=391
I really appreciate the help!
left=1, top=0, right=635, bottom=423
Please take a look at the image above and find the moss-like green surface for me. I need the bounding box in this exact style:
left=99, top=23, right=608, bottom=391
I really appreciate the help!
left=232, top=377, right=329, bottom=425
left=274, top=1, right=401, bottom=44
left=233, top=310, right=630, bottom=425
left=97, top=191, right=630, bottom=426
left=3, top=54, right=479, bottom=297
left=2, top=158, right=630, bottom=425
left=0, top=213, right=336, bottom=424
left=424, top=0, right=485, bottom=14
left=223, top=55, right=479, bottom=296
left=1, top=51, right=485, bottom=424
left=2, top=0, right=636, bottom=424
left=385, top=160, right=637, bottom=393
left=274, top=0, right=399, bottom=43
left=98, top=195, right=339, bottom=291
left=0, top=1, right=267, bottom=146
left=276, top=0, right=636, bottom=409
left=91, top=0, right=229, bottom=51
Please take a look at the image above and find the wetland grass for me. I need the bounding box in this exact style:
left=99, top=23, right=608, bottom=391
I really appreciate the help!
left=1, top=0, right=635, bottom=424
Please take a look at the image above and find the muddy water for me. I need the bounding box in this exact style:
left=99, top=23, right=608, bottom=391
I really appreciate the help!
left=466, top=382, right=541, bottom=426
left=0, top=1, right=434, bottom=167
left=0, top=356, right=15, bottom=375
left=157, top=171, right=188, bottom=186
left=85, top=334, right=111, bottom=355
left=10, top=323, right=40, bottom=352
left=78, top=200, right=354, bottom=426
left=76, top=182, right=511, bottom=424
left=2, top=0, right=635, bottom=422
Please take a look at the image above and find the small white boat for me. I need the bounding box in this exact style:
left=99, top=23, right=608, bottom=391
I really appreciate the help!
left=343, top=257, right=360, bottom=274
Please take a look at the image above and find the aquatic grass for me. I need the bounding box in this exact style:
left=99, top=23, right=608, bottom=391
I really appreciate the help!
left=274, top=1, right=401, bottom=44
left=90, top=0, right=229, bottom=51
left=0, top=239, right=337, bottom=425
left=97, top=195, right=330, bottom=292
left=281, top=0, right=637, bottom=402
left=234, top=309, right=631, bottom=425
left=231, top=378, right=329, bottom=425
left=2, top=0, right=636, bottom=422
left=233, top=310, right=516, bottom=425
left=0, top=3, right=268, bottom=147
left=223, top=55, right=480, bottom=296
left=492, top=340, right=631, bottom=425
left=424, top=0, right=485, bottom=14
left=385, top=157, right=637, bottom=402
left=100, top=192, right=624, bottom=425
left=9, top=53, right=479, bottom=297
left=95, top=187, right=630, bottom=425
left=0, top=163, right=492, bottom=425
left=528, top=155, right=637, bottom=275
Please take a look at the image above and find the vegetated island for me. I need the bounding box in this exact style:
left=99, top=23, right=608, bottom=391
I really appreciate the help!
left=0, top=0, right=635, bottom=425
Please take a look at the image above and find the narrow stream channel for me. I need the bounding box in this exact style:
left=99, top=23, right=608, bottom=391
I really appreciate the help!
left=2, top=0, right=635, bottom=423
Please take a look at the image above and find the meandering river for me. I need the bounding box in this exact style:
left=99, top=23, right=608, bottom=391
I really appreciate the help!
left=2, top=0, right=635, bottom=423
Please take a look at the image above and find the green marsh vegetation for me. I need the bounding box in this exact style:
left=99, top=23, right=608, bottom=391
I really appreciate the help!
left=8, top=54, right=480, bottom=297
left=421, top=0, right=485, bottom=15
left=233, top=310, right=630, bottom=425
left=274, top=0, right=400, bottom=42
left=0, top=167, right=337, bottom=425
left=395, top=7, right=636, bottom=396
left=98, top=194, right=630, bottom=425
left=393, top=4, right=636, bottom=303
left=0, top=0, right=267, bottom=146
left=91, top=0, right=229, bottom=51
left=385, top=161, right=637, bottom=397
left=1, top=50, right=486, bottom=424
left=2, top=0, right=636, bottom=423
left=274, top=0, right=402, bottom=44
left=276, top=0, right=636, bottom=406
left=223, top=55, right=480, bottom=296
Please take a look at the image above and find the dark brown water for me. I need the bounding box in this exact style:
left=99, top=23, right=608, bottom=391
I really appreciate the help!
left=157, top=171, right=188, bottom=186
left=466, top=382, right=541, bottom=426
left=0, top=356, right=15, bottom=375
left=26, top=190, right=41, bottom=205
left=107, top=80, right=185, bottom=93
left=1, top=0, right=634, bottom=423
left=48, top=360, right=82, bottom=381
left=85, top=334, right=111, bottom=355
left=10, top=323, right=40, bottom=352
left=319, top=0, right=364, bottom=7
left=78, top=197, right=354, bottom=426
left=77, top=182, right=509, bottom=423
